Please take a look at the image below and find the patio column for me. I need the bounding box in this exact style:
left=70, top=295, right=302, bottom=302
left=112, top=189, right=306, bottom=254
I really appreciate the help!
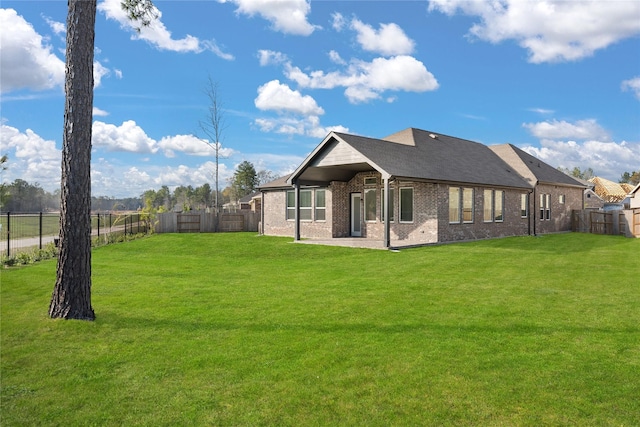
left=294, top=181, right=301, bottom=241
left=383, top=176, right=390, bottom=248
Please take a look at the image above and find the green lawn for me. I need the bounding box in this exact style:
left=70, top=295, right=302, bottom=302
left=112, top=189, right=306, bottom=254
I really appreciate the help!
left=1, top=233, right=639, bottom=426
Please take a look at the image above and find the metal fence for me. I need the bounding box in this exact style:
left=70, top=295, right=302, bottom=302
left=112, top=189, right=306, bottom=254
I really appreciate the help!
left=0, top=212, right=148, bottom=257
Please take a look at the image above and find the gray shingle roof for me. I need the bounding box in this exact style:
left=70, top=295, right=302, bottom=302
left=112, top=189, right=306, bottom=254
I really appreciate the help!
left=332, top=128, right=531, bottom=188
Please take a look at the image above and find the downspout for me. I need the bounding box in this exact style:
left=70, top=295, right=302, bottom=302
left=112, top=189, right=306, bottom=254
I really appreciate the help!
left=294, top=180, right=301, bottom=241
left=383, top=176, right=391, bottom=248
left=260, top=191, right=265, bottom=235
left=531, top=184, right=537, bottom=236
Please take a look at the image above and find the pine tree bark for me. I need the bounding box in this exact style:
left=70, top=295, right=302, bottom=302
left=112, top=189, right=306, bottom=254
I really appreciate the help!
left=49, top=0, right=97, bottom=320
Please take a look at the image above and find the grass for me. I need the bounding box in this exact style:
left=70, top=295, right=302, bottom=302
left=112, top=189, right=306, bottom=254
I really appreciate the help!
left=1, top=232, right=639, bottom=426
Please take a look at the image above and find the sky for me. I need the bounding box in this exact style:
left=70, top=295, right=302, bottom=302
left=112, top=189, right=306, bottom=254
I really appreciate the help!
left=1, top=0, right=639, bottom=198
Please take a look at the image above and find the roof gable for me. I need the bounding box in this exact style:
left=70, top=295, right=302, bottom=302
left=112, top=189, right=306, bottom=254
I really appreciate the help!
left=490, top=144, right=585, bottom=188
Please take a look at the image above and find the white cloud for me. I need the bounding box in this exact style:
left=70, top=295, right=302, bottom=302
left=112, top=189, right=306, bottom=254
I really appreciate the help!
left=331, top=12, right=346, bottom=32
left=43, top=15, right=65, bottom=36
left=528, top=107, right=555, bottom=115
left=519, top=118, right=639, bottom=181
left=286, top=55, right=439, bottom=103
left=255, top=80, right=325, bottom=115
left=93, top=61, right=110, bottom=88
left=350, top=18, right=415, bottom=56
left=328, top=50, right=346, bottom=65
left=521, top=139, right=640, bottom=181
left=0, top=124, right=61, bottom=187
left=92, top=120, right=159, bottom=153
left=158, top=134, right=235, bottom=158
left=93, top=107, right=110, bottom=117
left=621, top=76, right=640, bottom=100
left=221, top=0, right=318, bottom=36
left=98, top=0, right=234, bottom=59
left=523, top=119, right=609, bottom=140
left=0, top=8, right=65, bottom=93
left=428, top=0, right=640, bottom=63
left=257, top=49, right=288, bottom=66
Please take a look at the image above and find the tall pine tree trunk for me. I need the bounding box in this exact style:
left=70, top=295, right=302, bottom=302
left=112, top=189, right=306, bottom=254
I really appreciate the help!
left=49, top=0, right=97, bottom=320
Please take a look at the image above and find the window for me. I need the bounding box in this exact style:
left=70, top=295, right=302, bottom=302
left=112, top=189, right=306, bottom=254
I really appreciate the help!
left=450, top=187, right=473, bottom=223
left=539, top=193, right=551, bottom=220
left=520, top=194, right=528, bottom=218
left=545, top=194, right=551, bottom=220
left=364, top=188, right=376, bottom=221
left=381, top=188, right=395, bottom=222
left=286, top=189, right=316, bottom=221
left=315, top=190, right=326, bottom=221
left=559, top=194, right=565, bottom=204
left=483, top=189, right=504, bottom=222
left=400, top=187, right=413, bottom=222
left=484, top=189, right=493, bottom=222
left=463, top=188, right=474, bottom=223
left=364, top=177, right=376, bottom=186
left=299, top=190, right=312, bottom=220
left=494, top=190, right=504, bottom=222
left=286, top=191, right=295, bottom=220
left=449, top=187, right=460, bottom=223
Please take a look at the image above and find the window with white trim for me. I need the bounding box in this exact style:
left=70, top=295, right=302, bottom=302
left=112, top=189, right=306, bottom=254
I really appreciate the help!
left=484, top=189, right=493, bottom=222
left=315, top=190, right=326, bottom=221
left=364, top=188, right=376, bottom=222
left=483, top=189, right=504, bottom=222
left=400, top=187, right=413, bottom=223
left=463, top=188, right=474, bottom=223
left=521, top=194, right=528, bottom=218
left=450, top=187, right=474, bottom=223
left=449, top=187, right=460, bottom=223
left=494, top=190, right=504, bottom=222
left=539, top=193, right=551, bottom=220
left=286, top=189, right=319, bottom=221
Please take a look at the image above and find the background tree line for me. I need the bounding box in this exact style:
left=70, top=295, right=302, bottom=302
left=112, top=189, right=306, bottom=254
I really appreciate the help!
left=0, top=158, right=276, bottom=213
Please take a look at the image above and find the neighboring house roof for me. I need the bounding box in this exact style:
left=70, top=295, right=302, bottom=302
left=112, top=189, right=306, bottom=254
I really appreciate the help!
left=628, top=183, right=640, bottom=196
left=287, top=128, right=533, bottom=189
left=589, top=176, right=629, bottom=202
left=238, top=191, right=261, bottom=204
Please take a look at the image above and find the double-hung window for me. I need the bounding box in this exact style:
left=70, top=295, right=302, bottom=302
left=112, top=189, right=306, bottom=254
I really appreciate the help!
left=364, top=188, right=377, bottom=222
left=315, top=190, right=326, bottom=221
left=449, top=187, right=460, bottom=223
left=286, top=189, right=320, bottom=221
left=483, top=189, right=493, bottom=222
left=539, top=194, right=551, bottom=220
left=450, top=187, right=474, bottom=223
left=399, top=187, right=413, bottom=223
left=520, top=194, right=528, bottom=218
left=483, top=189, right=504, bottom=222
left=494, top=190, right=504, bottom=222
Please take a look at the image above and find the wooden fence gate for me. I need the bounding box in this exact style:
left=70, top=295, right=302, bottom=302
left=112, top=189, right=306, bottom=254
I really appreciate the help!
left=177, top=213, right=201, bottom=233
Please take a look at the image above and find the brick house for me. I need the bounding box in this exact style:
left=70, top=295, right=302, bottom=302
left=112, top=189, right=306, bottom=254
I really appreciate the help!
left=259, top=128, right=585, bottom=248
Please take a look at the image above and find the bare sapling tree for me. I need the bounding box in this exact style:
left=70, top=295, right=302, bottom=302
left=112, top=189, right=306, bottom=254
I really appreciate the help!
left=49, top=0, right=156, bottom=320
left=199, top=76, right=228, bottom=218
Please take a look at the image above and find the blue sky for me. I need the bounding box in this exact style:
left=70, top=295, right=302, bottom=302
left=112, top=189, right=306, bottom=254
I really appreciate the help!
left=1, top=0, right=639, bottom=198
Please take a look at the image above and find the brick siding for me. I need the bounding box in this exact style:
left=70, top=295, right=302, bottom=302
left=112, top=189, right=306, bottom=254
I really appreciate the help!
left=261, top=172, right=584, bottom=244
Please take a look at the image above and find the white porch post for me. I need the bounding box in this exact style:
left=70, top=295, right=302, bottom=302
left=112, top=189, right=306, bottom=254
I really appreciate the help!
left=294, top=181, right=301, bottom=241
left=383, top=176, right=390, bottom=248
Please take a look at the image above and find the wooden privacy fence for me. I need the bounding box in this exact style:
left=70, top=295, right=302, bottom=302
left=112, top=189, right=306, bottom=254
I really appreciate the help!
left=572, top=209, right=639, bottom=238
left=156, top=211, right=260, bottom=233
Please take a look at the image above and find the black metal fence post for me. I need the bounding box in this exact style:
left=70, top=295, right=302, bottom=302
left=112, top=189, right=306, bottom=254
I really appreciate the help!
left=97, top=214, right=100, bottom=238
left=39, top=212, right=43, bottom=249
left=6, top=212, right=10, bottom=257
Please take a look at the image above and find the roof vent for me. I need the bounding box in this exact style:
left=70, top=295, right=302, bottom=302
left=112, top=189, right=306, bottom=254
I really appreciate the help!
left=429, top=133, right=438, bottom=139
